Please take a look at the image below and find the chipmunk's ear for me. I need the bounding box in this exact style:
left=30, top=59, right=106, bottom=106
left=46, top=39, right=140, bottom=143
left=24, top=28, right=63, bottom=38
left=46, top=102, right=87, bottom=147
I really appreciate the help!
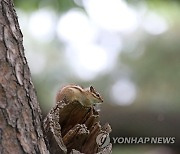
left=89, top=86, right=95, bottom=93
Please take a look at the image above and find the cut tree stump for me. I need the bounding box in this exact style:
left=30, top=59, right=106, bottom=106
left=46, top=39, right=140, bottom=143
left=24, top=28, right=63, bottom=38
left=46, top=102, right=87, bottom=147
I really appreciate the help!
left=43, top=100, right=112, bottom=154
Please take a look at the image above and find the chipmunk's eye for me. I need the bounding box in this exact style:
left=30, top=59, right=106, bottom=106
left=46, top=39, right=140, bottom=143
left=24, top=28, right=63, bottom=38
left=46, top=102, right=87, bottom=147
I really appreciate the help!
left=96, top=93, right=100, bottom=97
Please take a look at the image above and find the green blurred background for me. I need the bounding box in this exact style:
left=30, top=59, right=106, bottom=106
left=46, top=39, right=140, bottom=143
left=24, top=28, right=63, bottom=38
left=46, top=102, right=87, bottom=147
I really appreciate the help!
left=14, top=0, right=180, bottom=153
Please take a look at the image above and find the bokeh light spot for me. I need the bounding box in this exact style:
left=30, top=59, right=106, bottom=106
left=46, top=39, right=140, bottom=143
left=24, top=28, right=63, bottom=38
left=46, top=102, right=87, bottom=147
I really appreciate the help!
left=110, top=79, right=137, bottom=105
left=29, top=8, right=56, bottom=42
left=142, top=12, right=168, bottom=35
left=57, top=9, right=97, bottom=43
left=83, top=0, right=139, bottom=33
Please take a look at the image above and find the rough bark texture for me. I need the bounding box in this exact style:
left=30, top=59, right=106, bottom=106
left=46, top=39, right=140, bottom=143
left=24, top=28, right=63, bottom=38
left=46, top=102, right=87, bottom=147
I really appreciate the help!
left=43, top=100, right=112, bottom=154
left=0, top=0, right=49, bottom=153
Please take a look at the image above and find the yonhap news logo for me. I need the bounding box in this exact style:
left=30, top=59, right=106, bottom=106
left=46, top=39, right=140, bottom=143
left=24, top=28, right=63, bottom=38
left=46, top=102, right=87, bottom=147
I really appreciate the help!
left=112, top=137, right=175, bottom=144
left=96, top=132, right=110, bottom=148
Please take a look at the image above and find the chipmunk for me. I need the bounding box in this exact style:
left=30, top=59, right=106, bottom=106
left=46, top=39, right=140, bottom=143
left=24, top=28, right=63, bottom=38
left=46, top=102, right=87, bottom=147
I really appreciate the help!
left=56, top=84, right=103, bottom=107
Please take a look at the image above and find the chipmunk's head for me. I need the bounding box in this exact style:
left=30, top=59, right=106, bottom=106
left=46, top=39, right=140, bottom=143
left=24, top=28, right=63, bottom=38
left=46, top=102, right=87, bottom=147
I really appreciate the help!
left=86, top=86, right=103, bottom=104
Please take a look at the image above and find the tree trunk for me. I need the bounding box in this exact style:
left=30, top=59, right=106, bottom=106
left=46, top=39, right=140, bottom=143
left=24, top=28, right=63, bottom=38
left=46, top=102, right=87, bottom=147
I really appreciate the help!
left=0, top=0, right=49, bottom=153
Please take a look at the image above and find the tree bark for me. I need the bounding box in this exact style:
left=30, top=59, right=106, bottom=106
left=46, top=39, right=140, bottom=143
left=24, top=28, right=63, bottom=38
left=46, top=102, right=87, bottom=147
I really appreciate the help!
left=0, top=0, right=49, bottom=153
